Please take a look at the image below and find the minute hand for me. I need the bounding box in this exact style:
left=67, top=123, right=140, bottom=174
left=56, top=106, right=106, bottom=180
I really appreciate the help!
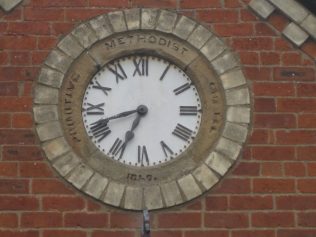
left=92, top=109, right=137, bottom=125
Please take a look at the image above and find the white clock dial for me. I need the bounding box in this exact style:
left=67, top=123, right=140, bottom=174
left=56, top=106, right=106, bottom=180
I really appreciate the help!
left=82, top=55, right=202, bottom=167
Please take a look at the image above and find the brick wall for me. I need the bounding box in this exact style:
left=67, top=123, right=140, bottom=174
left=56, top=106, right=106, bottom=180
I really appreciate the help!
left=1, top=0, right=316, bottom=236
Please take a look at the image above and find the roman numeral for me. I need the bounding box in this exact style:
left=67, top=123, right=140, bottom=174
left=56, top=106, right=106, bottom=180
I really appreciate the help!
left=173, top=83, right=191, bottom=95
left=160, top=141, right=174, bottom=158
left=109, top=138, right=125, bottom=159
left=133, top=57, right=148, bottom=77
left=107, top=62, right=127, bottom=83
left=138, top=145, right=149, bottom=166
left=92, top=81, right=111, bottom=95
left=180, top=106, right=199, bottom=116
left=172, top=123, right=193, bottom=141
left=159, top=63, right=171, bottom=81
left=90, top=121, right=111, bottom=142
left=85, top=103, right=105, bottom=115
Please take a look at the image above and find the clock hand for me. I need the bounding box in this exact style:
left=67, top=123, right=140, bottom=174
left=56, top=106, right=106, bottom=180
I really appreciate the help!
left=116, top=105, right=148, bottom=160
left=92, top=109, right=138, bottom=126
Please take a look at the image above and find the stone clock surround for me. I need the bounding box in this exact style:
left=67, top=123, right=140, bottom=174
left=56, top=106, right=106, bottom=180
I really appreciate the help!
left=33, top=9, right=251, bottom=210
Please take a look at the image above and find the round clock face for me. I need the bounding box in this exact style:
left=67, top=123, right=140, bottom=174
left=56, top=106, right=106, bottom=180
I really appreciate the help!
left=82, top=55, right=202, bottom=167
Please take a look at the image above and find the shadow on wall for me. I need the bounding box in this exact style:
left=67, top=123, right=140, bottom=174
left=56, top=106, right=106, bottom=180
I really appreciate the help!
left=300, top=0, right=316, bottom=15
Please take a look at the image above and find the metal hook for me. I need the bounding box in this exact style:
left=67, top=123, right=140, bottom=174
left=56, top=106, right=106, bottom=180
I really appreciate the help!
left=142, top=209, right=150, bottom=237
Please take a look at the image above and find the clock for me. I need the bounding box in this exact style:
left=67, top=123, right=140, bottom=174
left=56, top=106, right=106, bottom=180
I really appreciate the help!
left=82, top=55, right=202, bottom=167
left=33, top=9, right=251, bottom=210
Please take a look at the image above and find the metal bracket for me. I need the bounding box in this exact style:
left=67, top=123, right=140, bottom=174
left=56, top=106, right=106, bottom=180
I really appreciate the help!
left=142, top=209, right=150, bottom=237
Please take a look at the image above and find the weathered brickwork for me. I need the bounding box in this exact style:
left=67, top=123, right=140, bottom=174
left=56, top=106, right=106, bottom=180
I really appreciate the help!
left=0, top=0, right=316, bottom=236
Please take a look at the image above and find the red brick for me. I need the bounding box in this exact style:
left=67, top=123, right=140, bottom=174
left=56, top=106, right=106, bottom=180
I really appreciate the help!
left=0, top=97, right=32, bottom=112
left=65, top=9, right=108, bottom=22
left=254, top=98, right=276, bottom=112
left=308, top=163, right=316, bottom=176
left=205, top=213, right=248, bottom=228
left=38, top=37, right=57, bottom=50
left=12, top=113, right=33, bottom=128
left=254, top=114, right=296, bottom=128
left=276, top=130, right=316, bottom=145
left=3, top=146, right=43, bottom=161
left=232, top=38, right=273, bottom=50
left=215, top=178, right=251, bottom=194
left=43, top=230, right=87, bottom=237
left=298, top=114, right=316, bottom=128
left=240, top=9, right=258, bottom=21
left=253, top=82, right=295, bottom=96
left=261, top=52, right=281, bottom=65
left=185, top=200, right=202, bottom=210
left=93, top=231, right=135, bottom=237
left=0, top=179, right=29, bottom=194
left=214, top=23, right=253, bottom=36
left=232, top=162, right=260, bottom=176
left=0, top=130, right=36, bottom=145
left=248, top=129, right=274, bottom=144
left=282, top=52, right=302, bottom=65
left=255, top=23, right=276, bottom=36
left=24, top=7, right=64, bottom=21
left=133, top=0, right=177, bottom=8
left=0, top=36, right=37, bottom=50
left=0, top=163, right=17, bottom=177
left=275, top=38, right=293, bottom=51
left=277, top=98, right=316, bottom=113
left=298, top=213, right=316, bottom=227
left=20, top=162, right=54, bottom=178
left=0, top=113, right=11, bottom=128
left=261, top=162, right=282, bottom=177
left=31, top=51, right=50, bottom=65
left=51, top=22, right=74, bottom=35
left=10, top=52, right=31, bottom=66
left=277, top=196, right=316, bottom=210
left=87, top=200, right=102, bottom=211
left=0, top=213, right=18, bottom=228
left=198, top=10, right=238, bottom=23
left=0, top=51, right=9, bottom=65
left=0, top=9, right=22, bottom=21
left=21, top=212, right=62, bottom=228
left=252, top=212, right=294, bottom=227
left=0, top=231, right=38, bottom=237
left=42, top=196, right=85, bottom=211
left=298, top=180, right=316, bottom=193
left=0, top=82, right=18, bottom=96
left=65, top=213, right=109, bottom=228
left=274, top=67, right=315, bottom=81
left=205, top=196, right=228, bottom=210
left=232, top=230, right=275, bottom=237
left=253, top=179, right=295, bottom=193
left=297, top=83, right=316, bottom=97
left=224, top=0, right=241, bottom=8
left=239, top=52, right=259, bottom=65
left=298, top=147, right=316, bottom=161
left=151, top=231, right=182, bottom=237
left=185, top=231, right=228, bottom=237
left=110, top=212, right=141, bottom=228
left=0, top=67, right=39, bottom=81
left=90, top=0, right=129, bottom=7
left=284, top=162, right=305, bottom=176
left=23, top=82, right=34, bottom=96
left=230, top=196, right=273, bottom=210
left=157, top=213, right=201, bottom=228
left=180, top=0, right=221, bottom=8
left=244, top=67, right=272, bottom=81
left=301, top=39, right=316, bottom=60
left=31, top=0, right=88, bottom=7
left=268, top=11, right=289, bottom=31
left=278, top=229, right=316, bottom=237
left=32, top=179, right=74, bottom=194
left=8, top=22, right=50, bottom=35
left=0, top=196, right=39, bottom=210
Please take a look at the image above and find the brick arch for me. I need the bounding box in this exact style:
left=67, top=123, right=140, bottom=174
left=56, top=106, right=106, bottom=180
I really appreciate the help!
left=249, top=0, right=316, bottom=61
